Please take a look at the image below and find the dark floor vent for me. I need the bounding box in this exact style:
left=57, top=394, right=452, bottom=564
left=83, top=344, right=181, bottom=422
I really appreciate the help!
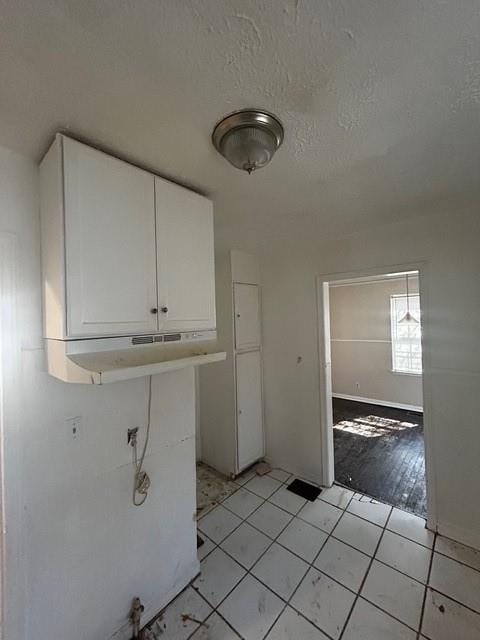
left=287, top=479, right=321, bottom=501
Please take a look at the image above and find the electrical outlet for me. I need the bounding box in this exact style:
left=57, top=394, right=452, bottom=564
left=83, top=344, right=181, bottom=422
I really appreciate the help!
left=66, top=416, right=82, bottom=440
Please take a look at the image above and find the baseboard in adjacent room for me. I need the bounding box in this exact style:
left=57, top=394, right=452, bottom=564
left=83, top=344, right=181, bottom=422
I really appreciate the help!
left=332, top=393, right=423, bottom=413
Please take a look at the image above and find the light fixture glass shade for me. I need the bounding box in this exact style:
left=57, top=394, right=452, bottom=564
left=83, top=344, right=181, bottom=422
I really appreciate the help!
left=400, top=272, right=419, bottom=324
left=399, top=311, right=419, bottom=324
left=212, top=109, right=284, bottom=173
left=220, top=126, right=277, bottom=173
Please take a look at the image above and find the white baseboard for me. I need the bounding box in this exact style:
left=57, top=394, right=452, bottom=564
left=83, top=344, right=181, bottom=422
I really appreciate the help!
left=263, top=456, right=323, bottom=487
left=436, top=521, right=480, bottom=552
left=332, top=393, right=423, bottom=413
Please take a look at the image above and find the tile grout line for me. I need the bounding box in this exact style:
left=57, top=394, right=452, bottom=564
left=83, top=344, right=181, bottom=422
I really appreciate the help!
left=202, top=482, right=412, bottom=638
left=265, top=487, right=408, bottom=639
left=187, top=607, right=243, bottom=640
left=424, top=585, right=480, bottom=617
left=416, top=530, right=437, bottom=640
left=258, top=483, right=357, bottom=640
left=278, top=491, right=360, bottom=640
left=331, top=490, right=433, bottom=640
left=333, top=498, right=440, bottom=637
left=196, top=486, right=306, bottom=639
left=433, top=546, right=480, bottom=573
left=264, top=494, right=432, bottom=590
left=193, top=565, right=480, bottom=640
left=219, top=488, right=433, bottom=555
left=195, top=473, right=460, bottom=639
left=200, top=476, right=302, bottom=540
left=201, top=474, right=434, bottom=551
left=196, top=464, right=286, bottom=520
left=196, top=472, right=298, bottom=564
left=336, top=496, right=391, bottom=640
left=194, top=490, right=278, bottom=631
left=198, top=473, right=369, bottom=633
left=258, top=489, right=359, bottom=640
left=196, top=476, right=344, bottom=639
left=194, top=479, right=298, bottom=612
left=302, top=497, right=434, bottom=550
left=258, top=500, right=343, bottom=640
left=335, top=479, right=425, bottom=519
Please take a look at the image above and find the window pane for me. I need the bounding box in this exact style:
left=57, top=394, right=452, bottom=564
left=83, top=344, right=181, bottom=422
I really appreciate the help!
left=390, top=293, right=422, bottom=374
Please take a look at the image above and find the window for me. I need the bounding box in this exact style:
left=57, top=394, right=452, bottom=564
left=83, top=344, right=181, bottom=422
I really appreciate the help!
left=390, top=294, right=422, bottom=374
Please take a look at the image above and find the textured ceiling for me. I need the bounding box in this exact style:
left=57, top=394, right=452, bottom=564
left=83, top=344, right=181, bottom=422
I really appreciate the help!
left=1, top=0, right=479, bottom=251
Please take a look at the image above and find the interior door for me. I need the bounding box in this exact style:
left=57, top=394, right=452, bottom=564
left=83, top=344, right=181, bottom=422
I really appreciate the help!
left=63, top=137, right=158, bottom=337
left=234, top=283, right=260, bottom=350
left=155, top=176, right=216, bottom=331
left=236, top=350, right=264, bottom=471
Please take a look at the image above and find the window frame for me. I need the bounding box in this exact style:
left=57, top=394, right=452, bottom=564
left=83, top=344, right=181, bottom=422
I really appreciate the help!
left=390, top=293, right=422, bottom=376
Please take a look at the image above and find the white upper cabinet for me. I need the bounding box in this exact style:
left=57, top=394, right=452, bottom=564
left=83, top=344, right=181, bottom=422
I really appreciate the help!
left=40, top=135, right=216, bottom=340
left=155, top=176, right=216, bottom=332
left=63, top=137, right=158, bottom=337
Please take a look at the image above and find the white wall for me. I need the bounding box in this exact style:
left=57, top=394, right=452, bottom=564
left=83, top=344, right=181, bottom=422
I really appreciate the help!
left=261, top=207, right=480, bottom=549
left=329, top=277, right=423, bottom=408
left=0, top=146, right=198, bottom=640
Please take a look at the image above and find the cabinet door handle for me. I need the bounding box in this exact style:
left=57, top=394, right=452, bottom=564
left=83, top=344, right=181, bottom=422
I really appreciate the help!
left=150, top=308, right=158, bottom=314
left=161, top=306, right=168, bottom=313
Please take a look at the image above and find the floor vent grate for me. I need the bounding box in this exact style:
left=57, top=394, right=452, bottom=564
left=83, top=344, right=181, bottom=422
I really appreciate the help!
left=287, top=479, right=321, bottom=501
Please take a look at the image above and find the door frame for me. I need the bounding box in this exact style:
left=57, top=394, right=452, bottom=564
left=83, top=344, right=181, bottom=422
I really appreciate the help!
left=316, top=260, right=437, bottom=531
left=0, top=233, right=24, bottom=640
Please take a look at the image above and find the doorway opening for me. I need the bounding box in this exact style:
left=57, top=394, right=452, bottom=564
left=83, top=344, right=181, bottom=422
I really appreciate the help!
left=318, top=267, right=432, bottom=521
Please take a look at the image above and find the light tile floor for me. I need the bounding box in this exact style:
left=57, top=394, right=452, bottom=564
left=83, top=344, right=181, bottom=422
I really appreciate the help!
left=152, top=469, right=480, bottom=640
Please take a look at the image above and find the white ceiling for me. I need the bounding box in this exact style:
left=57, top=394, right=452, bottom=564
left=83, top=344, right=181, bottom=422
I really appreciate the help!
left=1, top=1, right=479, bottom=251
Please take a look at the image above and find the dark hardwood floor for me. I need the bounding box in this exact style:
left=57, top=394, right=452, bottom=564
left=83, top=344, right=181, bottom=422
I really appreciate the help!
left=333, top=398, right=426, bottom=517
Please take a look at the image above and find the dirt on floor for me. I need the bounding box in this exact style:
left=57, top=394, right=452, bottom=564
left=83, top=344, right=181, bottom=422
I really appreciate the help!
left=196, top=462, right=238, bottom=519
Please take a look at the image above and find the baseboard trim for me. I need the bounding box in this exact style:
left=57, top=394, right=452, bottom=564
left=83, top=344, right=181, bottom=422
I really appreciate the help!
left=263, top=457, right=323, bottom=488
left=332, top=393, right=423, bottom=413
left=436, top=521, right=480, bottom=552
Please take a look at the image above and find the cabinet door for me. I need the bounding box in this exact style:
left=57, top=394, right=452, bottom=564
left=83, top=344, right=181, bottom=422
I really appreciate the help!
left=63, top=137, right=158, bottom=337
left=234, top=284, right=260, bottom=350
left=155, top=176, right=215, bottom=331
left=236, top=350, right=264, bottom=471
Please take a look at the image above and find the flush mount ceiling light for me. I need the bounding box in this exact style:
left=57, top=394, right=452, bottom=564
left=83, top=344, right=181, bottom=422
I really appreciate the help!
left=212, top=109, right=284, bottom=174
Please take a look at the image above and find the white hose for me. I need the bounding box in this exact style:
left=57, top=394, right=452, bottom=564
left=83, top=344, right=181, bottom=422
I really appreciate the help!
left=133, top=375, right=152, bottom=506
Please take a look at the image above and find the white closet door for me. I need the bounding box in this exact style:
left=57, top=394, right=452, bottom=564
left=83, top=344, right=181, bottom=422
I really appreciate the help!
left=63, top=137, right=158, bottom=337
left=236, top=350, right=264, bottom=471
left=234, top=283, right=260, bottom=350
left=155, top=177, right=216, bottom=331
